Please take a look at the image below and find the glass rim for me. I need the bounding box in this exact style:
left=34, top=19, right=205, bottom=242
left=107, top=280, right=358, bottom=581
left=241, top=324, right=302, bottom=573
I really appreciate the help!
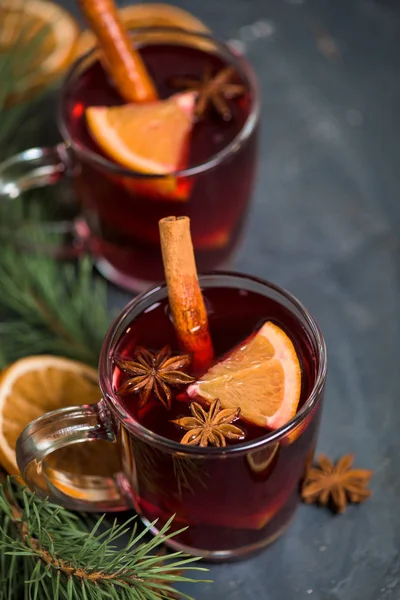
left=99, top=272, right=327, bottom=457
left=58, top=26, right=260, bottom=180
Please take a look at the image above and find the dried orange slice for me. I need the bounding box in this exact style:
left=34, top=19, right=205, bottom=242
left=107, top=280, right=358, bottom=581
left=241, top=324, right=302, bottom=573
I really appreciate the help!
left=0, top=356, right=100, bottom=477
left=75, top=3, right=210, bottom=59
left=0, top=0, right=80, bottom=104
left=86, top=92, right=195, bottom=174
left=187, top=322, right=302, bottom=430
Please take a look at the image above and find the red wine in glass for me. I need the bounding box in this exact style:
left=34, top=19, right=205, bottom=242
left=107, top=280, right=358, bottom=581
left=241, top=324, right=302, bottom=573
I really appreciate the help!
left=62, top=38, right=259, bottom=291
left=112, top=276, right=325, bottom=557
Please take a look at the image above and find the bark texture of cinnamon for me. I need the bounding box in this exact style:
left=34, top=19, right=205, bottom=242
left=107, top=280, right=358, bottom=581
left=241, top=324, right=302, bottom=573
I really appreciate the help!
left=159, top=216, right=214, bottom=372
left=77, top=0, right=157, bottom=103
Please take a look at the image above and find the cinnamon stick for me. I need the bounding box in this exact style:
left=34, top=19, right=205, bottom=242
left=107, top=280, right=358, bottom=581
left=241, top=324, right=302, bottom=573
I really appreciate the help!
left=77, top=0, right=157, bottom=103
left=159, top=217, right=214, bottom=372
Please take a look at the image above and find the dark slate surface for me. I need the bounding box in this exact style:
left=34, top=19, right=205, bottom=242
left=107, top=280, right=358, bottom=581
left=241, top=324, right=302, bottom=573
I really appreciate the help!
left=51, top=0, right=400, bottom=598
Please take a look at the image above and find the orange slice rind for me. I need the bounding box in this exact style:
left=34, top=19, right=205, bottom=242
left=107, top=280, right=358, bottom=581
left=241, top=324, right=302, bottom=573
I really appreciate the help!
left=187, top=321, right=302, bottom=430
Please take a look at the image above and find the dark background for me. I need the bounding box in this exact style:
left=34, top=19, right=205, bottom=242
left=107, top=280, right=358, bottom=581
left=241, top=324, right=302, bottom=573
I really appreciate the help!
left=52, top=0, right=400, bottom=598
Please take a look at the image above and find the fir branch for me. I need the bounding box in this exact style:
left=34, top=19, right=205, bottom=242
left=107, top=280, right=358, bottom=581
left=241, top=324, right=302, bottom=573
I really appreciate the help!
left=0, top=476, right=209, bottom=600
left=0, top=246, right=110, bottom=368
left=0, top=196, right=110, bottom=368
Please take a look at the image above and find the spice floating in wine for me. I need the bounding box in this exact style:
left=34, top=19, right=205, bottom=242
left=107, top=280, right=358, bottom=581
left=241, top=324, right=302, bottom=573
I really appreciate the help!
left=171, top=398, right=246, bottom=447
left=76, top=0, right=157, bottom=102
left=114, top=346, right=194, bottom=410
left=170, top=65, right=246, bottom=121
left=159, top=216, right=214, bottom=371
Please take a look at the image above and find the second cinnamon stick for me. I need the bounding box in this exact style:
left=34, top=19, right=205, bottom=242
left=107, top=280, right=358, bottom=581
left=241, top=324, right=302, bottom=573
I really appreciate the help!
left=159, top=216, right=214, bottom=372
left=77, top=0, right=158, bottom=103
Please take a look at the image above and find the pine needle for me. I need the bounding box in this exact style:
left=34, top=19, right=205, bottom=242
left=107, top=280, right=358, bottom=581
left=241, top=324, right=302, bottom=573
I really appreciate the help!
left=0, top=250, right=110, bottom=368
left=0, top=476, right=210, bottom=600
left=0, top=192, right=111, bottom=368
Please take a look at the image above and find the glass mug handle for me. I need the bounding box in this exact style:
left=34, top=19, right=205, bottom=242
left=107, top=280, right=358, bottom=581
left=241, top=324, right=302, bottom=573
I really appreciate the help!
left=0, top=145, right=67, bottom=196
left=16, top=399, right=132, bottom=512
left=0, top=143, right=87, bottom=258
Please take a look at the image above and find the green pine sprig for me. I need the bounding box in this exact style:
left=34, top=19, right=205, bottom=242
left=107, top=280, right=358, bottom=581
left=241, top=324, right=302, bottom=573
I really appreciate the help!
left=0, top=476, right=209, bottom=600
left=0, top=235, right=110, bottom=368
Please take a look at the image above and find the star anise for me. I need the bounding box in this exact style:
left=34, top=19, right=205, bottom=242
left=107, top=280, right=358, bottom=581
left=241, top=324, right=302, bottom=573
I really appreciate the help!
left=170, top=66, right=246, bottom=121
left=114, top=347, right=195, bottom=410
left=301, top=454, right=373, bottom=514
left=172, top=398, right=246, bottom=447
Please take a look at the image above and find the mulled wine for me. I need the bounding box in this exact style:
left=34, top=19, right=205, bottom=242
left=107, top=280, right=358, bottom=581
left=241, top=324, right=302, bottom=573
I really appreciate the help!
left=112, top=275, right=325, bottom=556
left=61, top=34, right=259, bottom=290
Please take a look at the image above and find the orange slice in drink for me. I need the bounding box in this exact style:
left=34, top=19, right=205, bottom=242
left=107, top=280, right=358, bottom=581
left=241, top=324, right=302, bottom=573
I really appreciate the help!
left=75, top=3, right=211, bottom=59
left=0, top=0, right=80, bottom=105
left=187, top=322, right=302, bottom=429
left=86, top=92, right=195, bottom=175
left=87, top=92, right=195, bottom=200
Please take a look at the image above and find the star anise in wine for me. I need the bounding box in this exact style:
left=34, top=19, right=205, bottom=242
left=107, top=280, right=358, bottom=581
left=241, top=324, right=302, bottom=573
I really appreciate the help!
left=114, top=347, right=194, bottom=410
left=301, top=454, right=373, bottom=514
left=172, top=398, right=246, bottom=447
left=170, top=66, right=246, bottom=121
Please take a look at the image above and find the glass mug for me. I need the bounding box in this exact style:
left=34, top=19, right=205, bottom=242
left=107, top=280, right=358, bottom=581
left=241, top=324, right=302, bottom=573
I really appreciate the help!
left=0, top=28, right=259, bottom=293
left=16, top=273, right=327, bottom=560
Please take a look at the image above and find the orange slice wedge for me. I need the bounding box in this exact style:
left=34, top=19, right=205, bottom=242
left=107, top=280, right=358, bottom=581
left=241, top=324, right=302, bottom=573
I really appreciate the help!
left=187, top=322, right=302, bottom=430
left=0, top=356, right=100, bottom=478
left=75, top=3, right=211, bottom=59
left=0, top=0, right=80, bottom=105
left=86, top=92, right=195, bottom=175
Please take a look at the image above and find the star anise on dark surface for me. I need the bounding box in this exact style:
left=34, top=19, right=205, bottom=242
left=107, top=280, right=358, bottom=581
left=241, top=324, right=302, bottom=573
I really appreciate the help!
left=114, top=347, right=195, bottom=410
left=170, top=66, right=246, bottom=121
left=301, top=454, right=373, bottom=514
left=172, top=398, right=246, bottom=447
